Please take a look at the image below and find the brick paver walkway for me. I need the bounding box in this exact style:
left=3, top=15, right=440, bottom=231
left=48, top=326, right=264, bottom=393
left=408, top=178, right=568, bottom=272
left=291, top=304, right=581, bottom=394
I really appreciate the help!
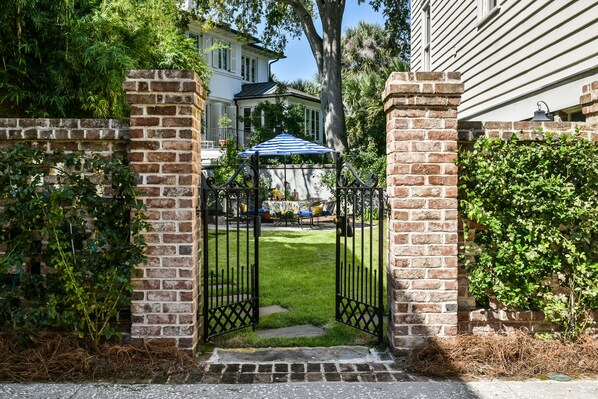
left=152, top=347, right=418, bottom=384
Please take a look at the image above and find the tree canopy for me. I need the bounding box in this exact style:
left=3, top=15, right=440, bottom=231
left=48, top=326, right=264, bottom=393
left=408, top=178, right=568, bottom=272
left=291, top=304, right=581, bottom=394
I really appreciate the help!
left=194, top=0, right=410, bottom=152
left=0, top=0, right=210, bottom=118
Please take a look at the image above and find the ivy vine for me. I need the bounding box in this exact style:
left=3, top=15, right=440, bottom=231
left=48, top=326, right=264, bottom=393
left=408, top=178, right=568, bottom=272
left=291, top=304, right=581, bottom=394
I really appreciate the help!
left=458, top=130, right=598, bottom=339
left=0, top=145, right=148, bottom=348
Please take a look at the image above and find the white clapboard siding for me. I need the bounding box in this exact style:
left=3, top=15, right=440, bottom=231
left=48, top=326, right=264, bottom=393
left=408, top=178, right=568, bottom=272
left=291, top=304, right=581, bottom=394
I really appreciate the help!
left=410, top=0, right=598, bottom=120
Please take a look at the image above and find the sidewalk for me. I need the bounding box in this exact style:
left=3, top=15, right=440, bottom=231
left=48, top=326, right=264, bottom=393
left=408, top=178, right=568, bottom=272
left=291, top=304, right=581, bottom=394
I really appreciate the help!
left=1, top=380, right=597, bottom=399
left=1, top=346, right=596, bottom=398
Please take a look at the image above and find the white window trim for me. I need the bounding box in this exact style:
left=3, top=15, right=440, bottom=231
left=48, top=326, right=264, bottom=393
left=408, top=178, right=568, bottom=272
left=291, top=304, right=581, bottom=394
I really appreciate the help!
left=212, top=40, right=232, bottom=72
left=422, top=2, right=431, bottom=72
left=477, top=0, right=500, bottom=27
left=241, top=55, right=257, bottom=82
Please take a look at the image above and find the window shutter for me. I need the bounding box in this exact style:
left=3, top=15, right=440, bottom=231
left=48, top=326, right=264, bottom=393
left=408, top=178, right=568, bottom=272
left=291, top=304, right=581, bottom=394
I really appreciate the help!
left=230, top=43, right=237, bottom=74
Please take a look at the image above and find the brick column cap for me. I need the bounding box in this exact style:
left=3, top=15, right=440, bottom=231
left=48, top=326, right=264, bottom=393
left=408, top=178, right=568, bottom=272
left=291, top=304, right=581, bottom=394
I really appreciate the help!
left=383, top=72, right=464, bottom=112
left=123, top=69, right=207, bottom=106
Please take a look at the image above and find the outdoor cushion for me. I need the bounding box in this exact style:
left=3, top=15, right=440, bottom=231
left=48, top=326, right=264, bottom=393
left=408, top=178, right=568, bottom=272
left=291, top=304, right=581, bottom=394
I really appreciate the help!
left=311, top=204, right=324, bottom=216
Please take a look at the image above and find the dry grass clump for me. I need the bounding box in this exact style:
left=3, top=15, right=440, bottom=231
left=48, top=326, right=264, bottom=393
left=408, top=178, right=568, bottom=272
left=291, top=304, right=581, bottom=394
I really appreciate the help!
left=410, top=331, right=598, bottom=379
left=0, top=330, right=194, bottom=382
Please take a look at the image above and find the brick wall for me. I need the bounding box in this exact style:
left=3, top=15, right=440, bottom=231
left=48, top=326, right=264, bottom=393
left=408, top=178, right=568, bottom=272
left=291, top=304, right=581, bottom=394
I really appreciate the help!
left=457, top=118, right=598, bottom=335
left=1, top=70, right=208, bottom=351
left=384, top=74, right=598, bottom=349
left=0, top=118, right=130, bottom=274
left=124, top=70, right=206, bottom=350
left=0, top=118, right=129, bottom=153
left=382, top=72, right=463, bottom=354
left=580, top=81, right=598, bottom=123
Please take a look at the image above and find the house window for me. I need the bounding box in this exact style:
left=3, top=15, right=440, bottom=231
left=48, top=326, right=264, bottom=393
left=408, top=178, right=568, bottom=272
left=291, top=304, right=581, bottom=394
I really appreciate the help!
left=305, top=108, right=321, bottom=142
left=213, top=40, right=231, bottom=71
left=243, top=107, right=252, bottom=136
left=422, top=2, right=431, bottom=71
left=478, top=0, right=498, bottom=20
left=187, top=32, right=201, bottom=54
left=241, top=56, right=257, bottom=82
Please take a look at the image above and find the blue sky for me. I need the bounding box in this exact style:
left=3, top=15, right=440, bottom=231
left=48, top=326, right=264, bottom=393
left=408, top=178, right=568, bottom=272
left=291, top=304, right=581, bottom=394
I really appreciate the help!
left=271, top=3, right=386, bottom=82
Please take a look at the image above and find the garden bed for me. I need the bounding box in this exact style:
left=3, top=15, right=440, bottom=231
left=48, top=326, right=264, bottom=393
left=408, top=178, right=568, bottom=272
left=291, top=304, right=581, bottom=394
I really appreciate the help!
left=410, top=331, right=598, bottom=379
left=0, top=330, right=194, bottom=382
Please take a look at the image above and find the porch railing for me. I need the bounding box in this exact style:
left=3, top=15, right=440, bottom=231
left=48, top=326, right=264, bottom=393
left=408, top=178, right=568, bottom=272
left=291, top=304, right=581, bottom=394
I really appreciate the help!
left=202, top=128, right=250, bottom=149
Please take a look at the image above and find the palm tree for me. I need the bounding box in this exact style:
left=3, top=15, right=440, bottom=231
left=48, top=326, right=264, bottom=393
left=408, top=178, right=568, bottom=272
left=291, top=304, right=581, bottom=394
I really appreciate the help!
left=342, top=22, right=394, bottom=73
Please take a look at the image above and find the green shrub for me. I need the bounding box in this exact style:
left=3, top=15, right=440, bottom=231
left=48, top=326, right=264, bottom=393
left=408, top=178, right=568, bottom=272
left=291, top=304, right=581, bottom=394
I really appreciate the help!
left=458, top=131, right=598, bottom=339
left=0, top=145, right=148, bottom=347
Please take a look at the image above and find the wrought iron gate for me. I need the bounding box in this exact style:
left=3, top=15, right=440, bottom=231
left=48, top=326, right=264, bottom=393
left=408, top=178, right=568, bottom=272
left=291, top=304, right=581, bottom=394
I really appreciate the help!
left=335, top=154, right=385, bottom=341
left=201, top=154, right=260, bottom=340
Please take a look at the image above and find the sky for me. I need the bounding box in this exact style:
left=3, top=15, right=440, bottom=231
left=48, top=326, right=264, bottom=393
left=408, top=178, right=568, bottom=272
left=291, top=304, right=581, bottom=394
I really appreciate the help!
left=271, top=2, right=386, bottom=82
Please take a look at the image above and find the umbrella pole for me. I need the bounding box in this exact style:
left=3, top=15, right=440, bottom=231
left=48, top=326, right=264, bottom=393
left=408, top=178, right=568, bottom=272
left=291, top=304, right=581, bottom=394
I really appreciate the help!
left=284, top=155, right=288, bottom=227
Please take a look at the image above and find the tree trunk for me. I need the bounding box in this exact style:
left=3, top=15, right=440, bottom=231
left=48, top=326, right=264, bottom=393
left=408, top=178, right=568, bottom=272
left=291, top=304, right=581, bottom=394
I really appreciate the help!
left=319, top=3, right=348, bottom=152
left=283, top=0, right=349, bottom=152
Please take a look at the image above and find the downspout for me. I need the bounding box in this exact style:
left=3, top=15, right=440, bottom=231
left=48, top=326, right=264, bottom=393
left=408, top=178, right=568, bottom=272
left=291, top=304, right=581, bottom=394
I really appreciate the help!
left=268, top=58, right=282, bottom=82
left=234, top=98, right=240, bottom=147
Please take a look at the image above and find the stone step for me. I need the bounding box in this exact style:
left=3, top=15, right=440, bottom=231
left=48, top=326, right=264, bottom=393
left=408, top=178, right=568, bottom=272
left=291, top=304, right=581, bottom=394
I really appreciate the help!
left=206, top=346, right=394, bottom=364
left=255, top=324, right=325, bottom=339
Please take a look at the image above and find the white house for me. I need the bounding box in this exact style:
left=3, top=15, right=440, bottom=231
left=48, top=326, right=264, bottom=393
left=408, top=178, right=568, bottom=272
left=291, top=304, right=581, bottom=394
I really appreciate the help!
left=410, top=0, right=598, bottom=122
left=185, top=21, right=323, bottom=163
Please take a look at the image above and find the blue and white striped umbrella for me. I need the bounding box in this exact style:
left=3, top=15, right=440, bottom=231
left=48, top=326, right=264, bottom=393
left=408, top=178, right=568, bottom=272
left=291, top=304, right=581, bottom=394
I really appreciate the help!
left=239, top=133, right=335, bottom=203
left=239, top=133, right=336, bottom=157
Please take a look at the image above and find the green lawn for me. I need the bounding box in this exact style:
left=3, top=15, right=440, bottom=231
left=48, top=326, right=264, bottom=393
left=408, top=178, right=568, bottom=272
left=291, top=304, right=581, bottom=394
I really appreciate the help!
left=204, top=226, right=387, bottom=349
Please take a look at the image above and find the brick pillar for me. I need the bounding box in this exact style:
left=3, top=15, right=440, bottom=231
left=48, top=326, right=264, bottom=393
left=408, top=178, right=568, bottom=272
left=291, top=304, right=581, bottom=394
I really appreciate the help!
left=124, top=70, right=206, bottom=350
left=382, top=72, right=464, bottom=354
left=580, top=81, right=598, bottom=123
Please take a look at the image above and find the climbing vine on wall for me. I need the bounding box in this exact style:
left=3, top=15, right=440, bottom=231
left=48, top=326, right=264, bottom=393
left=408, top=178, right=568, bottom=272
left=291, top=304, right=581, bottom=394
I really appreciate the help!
left=458, top=131, right=598, bottom=339
left=0, top=145, right=148, bottom=347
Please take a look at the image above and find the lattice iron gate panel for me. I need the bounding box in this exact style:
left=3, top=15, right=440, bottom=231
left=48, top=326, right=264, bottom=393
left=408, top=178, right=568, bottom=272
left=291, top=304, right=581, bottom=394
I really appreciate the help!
left=335, top=154, right=385, bottom=341
left=201, top=154, right=260, bottom=340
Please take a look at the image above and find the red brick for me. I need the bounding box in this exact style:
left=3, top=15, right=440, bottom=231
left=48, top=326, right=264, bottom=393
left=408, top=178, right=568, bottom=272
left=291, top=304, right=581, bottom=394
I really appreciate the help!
left=162, top=117, right=193, bottom=128
left=146, top=268, right=177, bottom=278
left=148, top=314, right=177, bottom=324
left=428, top=175, right=458, bottom=186
left=162, top=163, right=193, bottom=174
left=411, top=164, right=441, bottom=174
left=146, top=198, right=176, bottom=208
left=162, top=303, right=193, bottom=313
left=150, top=81, right=181, bottom=92
left=131, top=117, right=160, bottom=127
left=130, top=140, right=160, bottom=150
left=427, top=269, right=458, bottom=279
left=162, top=257, right=193, bottom=267
left=145, top=245, right=177, bottom=256
left=161, top=140, right=193, bottom=151
left=147, top=290, right=177, bottom=301
left=147, top=152, right=176, bottom=162
left=163, top=233, right=193, bottom=244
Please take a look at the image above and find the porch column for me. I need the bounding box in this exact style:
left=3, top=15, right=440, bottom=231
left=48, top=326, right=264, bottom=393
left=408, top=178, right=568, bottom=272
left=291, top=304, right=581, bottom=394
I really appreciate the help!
left=383, top=72, right=464, bottom=354
left=124, top=70, right=206, bottom=350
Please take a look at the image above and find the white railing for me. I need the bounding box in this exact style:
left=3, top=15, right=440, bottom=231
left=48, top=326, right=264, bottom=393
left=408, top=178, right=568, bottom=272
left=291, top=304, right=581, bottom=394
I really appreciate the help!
left=202, top=128, right=251, bottom=149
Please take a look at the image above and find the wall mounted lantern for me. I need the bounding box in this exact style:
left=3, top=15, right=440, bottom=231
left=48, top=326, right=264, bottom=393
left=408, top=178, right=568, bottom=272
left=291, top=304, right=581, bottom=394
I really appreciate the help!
left=531, top=101, right=554, bottom=121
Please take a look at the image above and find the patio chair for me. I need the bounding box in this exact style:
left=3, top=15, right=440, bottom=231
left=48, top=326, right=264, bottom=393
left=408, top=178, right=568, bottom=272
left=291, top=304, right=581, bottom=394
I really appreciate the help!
left=297, top=200, right=334, bottom=227
left=238, top=203, right=268, bottom=224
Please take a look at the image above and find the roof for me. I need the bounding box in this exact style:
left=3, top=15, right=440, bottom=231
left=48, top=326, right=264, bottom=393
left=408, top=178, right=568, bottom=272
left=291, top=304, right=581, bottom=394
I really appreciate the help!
left=234, top=82, right=320, bottom=103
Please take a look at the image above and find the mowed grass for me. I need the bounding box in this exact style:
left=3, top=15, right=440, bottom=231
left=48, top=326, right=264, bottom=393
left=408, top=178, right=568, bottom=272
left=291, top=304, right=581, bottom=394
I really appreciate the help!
left=204, top=226, right=386, bottom=349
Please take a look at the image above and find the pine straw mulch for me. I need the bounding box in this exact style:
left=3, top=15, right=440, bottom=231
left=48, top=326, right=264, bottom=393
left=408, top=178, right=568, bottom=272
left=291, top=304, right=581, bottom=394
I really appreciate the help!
left=409, top=331, right=598, bottom=379
left=0, top=330, right=195, bottom=382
